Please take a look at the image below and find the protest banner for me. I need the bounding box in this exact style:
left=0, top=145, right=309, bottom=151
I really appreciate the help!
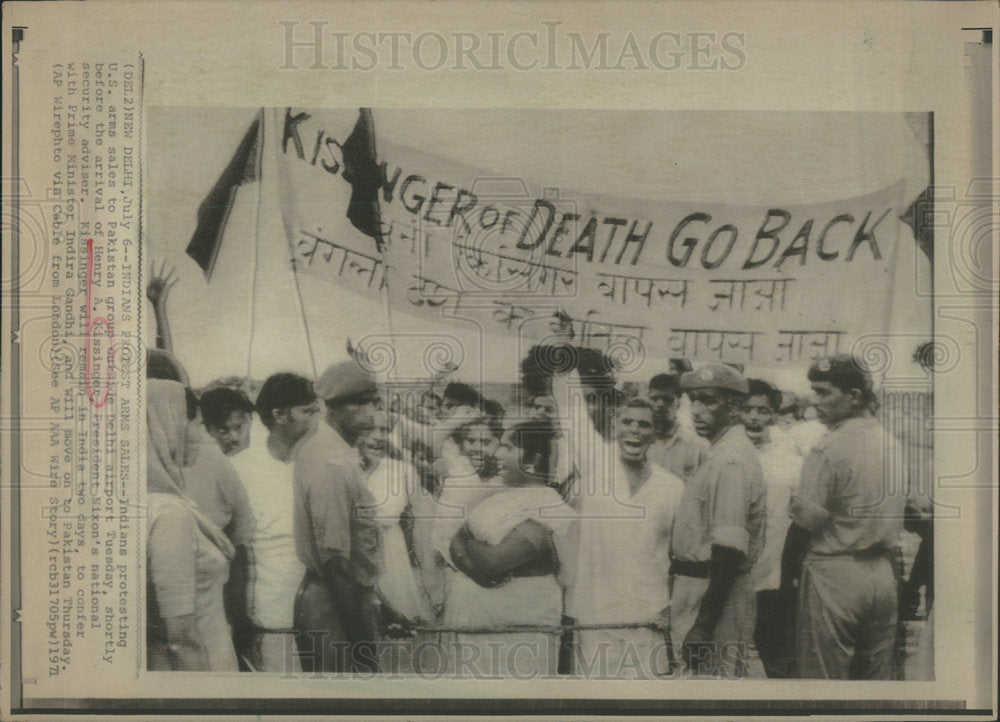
left=190, top=107, right=927, bottom=383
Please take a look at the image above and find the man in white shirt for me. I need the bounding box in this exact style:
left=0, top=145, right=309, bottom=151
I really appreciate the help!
left=774, top=392, right=827, bottom=458
left=231, top=373, right=321, bottom=673
left=571, top=398, right=685, bottom=679
left=546, top=349, right=684, bottom=679
left=743, top=378, right=802, bottom=678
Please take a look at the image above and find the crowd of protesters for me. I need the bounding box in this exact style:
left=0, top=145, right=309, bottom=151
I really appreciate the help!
left=144, top=272, right=932, bottom=679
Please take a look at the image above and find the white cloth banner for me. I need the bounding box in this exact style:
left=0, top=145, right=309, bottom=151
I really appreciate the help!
left=263, top=107, right=926, bottom=378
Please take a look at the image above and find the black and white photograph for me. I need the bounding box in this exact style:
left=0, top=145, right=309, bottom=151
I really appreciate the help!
left=143, top=106, right=936, bottom=680
left=2, top=2, right=996, bottom=718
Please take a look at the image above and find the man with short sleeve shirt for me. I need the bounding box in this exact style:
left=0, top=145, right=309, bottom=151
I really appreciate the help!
left=184, top=437, right=256, bottom=548
left=670, top=363, right=766, bottom=678
left=292, top=360, right=383, bottom=673
left=184, top=398, right=257, bottom=665
left=646, top=372, right=706, bottom=482
left=782, top=354, right=904, bottom=679
left=564, top=396, right=685, bottom=679
left=231, top=373, right=321, bottom=673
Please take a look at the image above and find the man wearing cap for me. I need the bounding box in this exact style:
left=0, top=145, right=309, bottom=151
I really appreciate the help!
left=670, top=363, right=766, bottom=678
left=292, top=360, right=383, bottom=673
left=647, top=372, right=706, bottom=482
left=781, top=354, right=903, bottom=679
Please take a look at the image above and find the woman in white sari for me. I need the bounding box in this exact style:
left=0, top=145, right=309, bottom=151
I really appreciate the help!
left=146, top=379, right=238, bottom=671
left=447, top=420, right=577, bottom=678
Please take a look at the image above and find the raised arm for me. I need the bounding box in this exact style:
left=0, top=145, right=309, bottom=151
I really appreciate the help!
left=146, top=260, right=178, bottom=353
left=550, top=366, right=612, bottom=507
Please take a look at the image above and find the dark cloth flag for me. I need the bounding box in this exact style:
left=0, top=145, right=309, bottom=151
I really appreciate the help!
left=899, top=185, right=934, bottom=267
left=341, top=108, right=384, bottom=250
left=186, top=108, right=382, bottom=278
left=186, top=111, right=263, bottom=278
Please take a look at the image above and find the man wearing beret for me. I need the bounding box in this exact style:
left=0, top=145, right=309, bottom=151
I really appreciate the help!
left=292, top=360, right=383, bottom=673
left=670, top=363, right=766, bottom=677
left=781, top=354, right=904, bottom=679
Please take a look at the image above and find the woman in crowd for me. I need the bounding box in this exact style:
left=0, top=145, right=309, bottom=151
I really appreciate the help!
left=446, top=420, right=577, bottom=678
left=430, top=406, right=506, bottom=564
left=452, top=415, right=502, bottom=481
left=146, top=379, right=238, bottom=671
left=429, top=399, right=516, bottom=669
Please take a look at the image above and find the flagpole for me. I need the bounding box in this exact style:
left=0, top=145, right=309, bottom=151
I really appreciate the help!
left=288, top=240, right=319, bottom=379
left=274, top=106, right=320, bottom=380
left=247, top=108, right=265, bottom=381
left=361, top=108, right=402, bottom=388
left=248, top=108, right=319, bottom=381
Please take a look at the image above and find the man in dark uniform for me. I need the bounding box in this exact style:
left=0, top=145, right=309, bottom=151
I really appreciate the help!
left=292, top=360, right=382, bottom=673
left=781, top=354, right=904, bottom=679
